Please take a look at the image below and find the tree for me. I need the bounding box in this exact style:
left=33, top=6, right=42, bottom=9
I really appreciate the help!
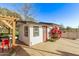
left=78, top=25, right=79, bottom=29
left=0, top=7, right=22, bottom=33
left=0, top=7, right=21, bottom=19
left=66, top=26, right=72, bottom=30
left=22, top=4, right=31, bottom=17
left=18, top=4, right=37, bottom=22
left=60, top=24, right=65, bottom=30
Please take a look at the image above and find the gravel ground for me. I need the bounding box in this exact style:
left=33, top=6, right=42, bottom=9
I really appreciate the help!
left=15, top=38, right=79, bottom=56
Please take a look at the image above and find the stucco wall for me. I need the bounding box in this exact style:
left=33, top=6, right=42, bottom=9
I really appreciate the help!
left=19, top=24, right=30, bottom=45
left=29, top=25, right=43, bottom=46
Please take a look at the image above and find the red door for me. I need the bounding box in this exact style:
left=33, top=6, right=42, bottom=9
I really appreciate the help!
left=43, top=26, right=47, bottom=42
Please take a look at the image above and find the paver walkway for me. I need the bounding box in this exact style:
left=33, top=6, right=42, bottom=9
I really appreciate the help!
left=15, top=38, right=79, bottom=56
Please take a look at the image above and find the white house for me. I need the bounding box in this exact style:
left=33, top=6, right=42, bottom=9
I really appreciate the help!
left=17, top=21, right=60, bottom=46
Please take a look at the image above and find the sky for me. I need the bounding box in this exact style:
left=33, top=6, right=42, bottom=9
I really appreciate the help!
left=0, top=3, right=79, bottom=28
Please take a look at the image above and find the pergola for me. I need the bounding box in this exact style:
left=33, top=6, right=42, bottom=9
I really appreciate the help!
left=0, top=15, right=18, bottom=48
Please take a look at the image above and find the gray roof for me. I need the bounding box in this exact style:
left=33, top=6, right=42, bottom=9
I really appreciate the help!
left=17, top=21, right=60, bottom=27
left=17, top=15, right=60, bottom=26
left=39, top=22, right=60, bottom=26
left=21, top=15, right=38, bottom=23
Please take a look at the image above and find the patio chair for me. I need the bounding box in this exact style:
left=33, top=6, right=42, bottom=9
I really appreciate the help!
left=1, top=38, right=10, bottom=52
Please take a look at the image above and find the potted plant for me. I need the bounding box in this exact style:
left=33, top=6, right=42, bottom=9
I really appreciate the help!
left=50, top=26, right=62, bottom=41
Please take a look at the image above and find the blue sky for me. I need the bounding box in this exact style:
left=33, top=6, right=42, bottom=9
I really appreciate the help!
left=0, top=3, right=79, bottom=28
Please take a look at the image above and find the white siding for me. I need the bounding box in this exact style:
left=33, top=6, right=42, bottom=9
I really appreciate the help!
left=29, top=25, right=43, bottom=46
left=47, top=28, right=50, bottom=39
left=19, top=24, right=30, bottom=45
left=47, top=27, right=52, bottom=39
left=19, top=24, right=54, bottom=46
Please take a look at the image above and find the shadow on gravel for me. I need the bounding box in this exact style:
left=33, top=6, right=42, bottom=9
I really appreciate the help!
left=56, top=50, right=79, bottom=56
left=15, top=46, right=30, bottom=56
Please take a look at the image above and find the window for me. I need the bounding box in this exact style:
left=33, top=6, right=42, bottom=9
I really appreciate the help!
left=33, top=26, right=39, bottom=37
left=24, top=26, right=28, bottom=37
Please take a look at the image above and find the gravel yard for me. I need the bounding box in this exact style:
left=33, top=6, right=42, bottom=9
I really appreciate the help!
left=15, top=38, right=79, bottom=56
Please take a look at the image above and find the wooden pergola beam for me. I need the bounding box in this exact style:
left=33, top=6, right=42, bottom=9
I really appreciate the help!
left=12, top=21, right=16, bottom=47
left=0, top=15, right=17, bottom=20
left=0, top=17, right=15, bottom=22
left=0, top=15, right=18, bottom=48
left=0, top=20, right=13, bottom=29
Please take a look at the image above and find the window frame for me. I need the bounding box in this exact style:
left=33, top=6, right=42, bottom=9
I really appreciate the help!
left=24, top=26, right=28, bottom=37
left=33, top=26, right=39, bottom=37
